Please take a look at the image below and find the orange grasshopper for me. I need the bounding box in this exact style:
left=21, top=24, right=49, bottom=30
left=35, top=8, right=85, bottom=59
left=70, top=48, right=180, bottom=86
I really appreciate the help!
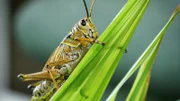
left=17, top=0, right=104, bottom=100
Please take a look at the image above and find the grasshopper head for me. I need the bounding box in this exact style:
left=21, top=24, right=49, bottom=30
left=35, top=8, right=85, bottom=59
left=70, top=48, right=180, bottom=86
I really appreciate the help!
left=78, top=0, right=98, bottom=39
left=77, top=17, right=98, bottom=39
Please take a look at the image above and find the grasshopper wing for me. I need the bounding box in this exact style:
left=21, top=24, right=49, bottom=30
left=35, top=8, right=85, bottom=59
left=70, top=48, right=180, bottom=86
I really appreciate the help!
left=43, top=44, right=73, bottom=71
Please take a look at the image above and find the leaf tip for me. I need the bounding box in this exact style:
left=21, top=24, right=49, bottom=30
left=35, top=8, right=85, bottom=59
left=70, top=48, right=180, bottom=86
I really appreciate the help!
left=171, top=4, right=180, bottom=17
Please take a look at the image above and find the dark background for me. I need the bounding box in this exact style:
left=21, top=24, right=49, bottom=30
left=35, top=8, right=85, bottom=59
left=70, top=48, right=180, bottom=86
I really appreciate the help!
left=0, top=0, right=179, bottom=101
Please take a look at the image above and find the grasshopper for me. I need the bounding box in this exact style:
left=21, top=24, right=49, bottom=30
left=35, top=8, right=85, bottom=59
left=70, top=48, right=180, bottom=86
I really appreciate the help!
left=17, top=0, right=104, bottom=100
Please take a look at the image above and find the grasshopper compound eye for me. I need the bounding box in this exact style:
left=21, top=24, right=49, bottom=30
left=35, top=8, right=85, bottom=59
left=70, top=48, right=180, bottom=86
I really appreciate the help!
left=81, top=19, right=86, bottom=26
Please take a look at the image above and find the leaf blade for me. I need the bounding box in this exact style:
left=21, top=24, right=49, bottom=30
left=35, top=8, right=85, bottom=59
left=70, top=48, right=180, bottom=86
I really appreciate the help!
left=50, top=0, right=150, bottom=101
left=126, top=5, right=180, bottom=101
left=106, top=4, right=180, bottom=101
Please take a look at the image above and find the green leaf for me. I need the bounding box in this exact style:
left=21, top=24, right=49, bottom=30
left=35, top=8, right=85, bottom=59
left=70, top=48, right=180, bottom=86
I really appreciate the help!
left=50, top=0, right=150, bottom=101
left=107, top=4, right=180, bottom=101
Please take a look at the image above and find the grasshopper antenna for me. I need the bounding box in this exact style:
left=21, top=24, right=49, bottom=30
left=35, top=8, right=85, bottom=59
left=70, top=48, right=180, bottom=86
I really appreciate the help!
left=83, top=0, right=90, bottom=17
left=89, top=0, right=96, bottom=17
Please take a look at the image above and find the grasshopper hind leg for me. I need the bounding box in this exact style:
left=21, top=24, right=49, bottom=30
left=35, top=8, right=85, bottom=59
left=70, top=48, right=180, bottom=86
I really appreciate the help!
left=28, top=85, right=36, bottom=91
left=27, top=81, right=43, bottom=91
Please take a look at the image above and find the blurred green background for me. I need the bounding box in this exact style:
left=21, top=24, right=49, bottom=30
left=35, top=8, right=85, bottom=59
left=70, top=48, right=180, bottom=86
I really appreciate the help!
left=11, top=0, right=180, bottom=101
